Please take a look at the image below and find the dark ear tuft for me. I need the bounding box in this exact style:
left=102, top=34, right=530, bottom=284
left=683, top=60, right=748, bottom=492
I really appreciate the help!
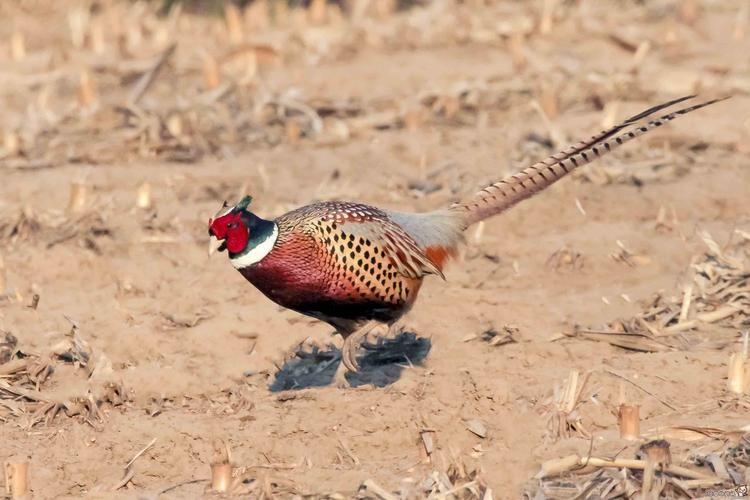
left=235, top=195, right=253, bottom=211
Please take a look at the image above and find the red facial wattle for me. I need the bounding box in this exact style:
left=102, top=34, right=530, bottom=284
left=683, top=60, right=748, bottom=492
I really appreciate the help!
left=209, top=211, right=249, bottom=254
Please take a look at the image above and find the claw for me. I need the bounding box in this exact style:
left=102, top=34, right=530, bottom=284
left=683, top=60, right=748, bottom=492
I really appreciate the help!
left=341, top=337, right=361, bottom=372
left=340, top=323, right=379, bottom=373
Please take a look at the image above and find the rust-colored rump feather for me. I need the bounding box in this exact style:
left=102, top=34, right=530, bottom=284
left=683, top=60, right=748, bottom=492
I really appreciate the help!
left=424, top=245, right=457, bottom=271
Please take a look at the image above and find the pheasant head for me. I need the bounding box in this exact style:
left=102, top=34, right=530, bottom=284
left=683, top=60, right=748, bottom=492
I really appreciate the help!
left=208, top=196, right=278, bottom=267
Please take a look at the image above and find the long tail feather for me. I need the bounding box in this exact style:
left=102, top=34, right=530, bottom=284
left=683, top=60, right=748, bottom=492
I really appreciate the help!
left=454, top=95, right=729, bottom=228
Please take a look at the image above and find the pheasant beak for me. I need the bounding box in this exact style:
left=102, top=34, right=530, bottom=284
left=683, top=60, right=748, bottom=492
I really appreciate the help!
left=208, top=235, right=224, bottom=256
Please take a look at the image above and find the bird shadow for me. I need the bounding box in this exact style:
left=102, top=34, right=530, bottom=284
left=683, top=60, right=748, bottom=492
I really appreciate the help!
left=268, top=332, right=431, bottom=392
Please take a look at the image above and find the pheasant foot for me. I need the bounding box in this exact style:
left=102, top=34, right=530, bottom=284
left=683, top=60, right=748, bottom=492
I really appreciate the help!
left=340, top=322, right=380, bottom=373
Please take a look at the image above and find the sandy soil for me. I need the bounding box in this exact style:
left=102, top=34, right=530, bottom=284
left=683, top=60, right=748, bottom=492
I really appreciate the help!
left=1, top=0, right=749, bottom=498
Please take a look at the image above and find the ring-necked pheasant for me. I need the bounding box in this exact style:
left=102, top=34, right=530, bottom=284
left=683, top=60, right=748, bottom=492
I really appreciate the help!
left=208, top=95, right=726, bottom=376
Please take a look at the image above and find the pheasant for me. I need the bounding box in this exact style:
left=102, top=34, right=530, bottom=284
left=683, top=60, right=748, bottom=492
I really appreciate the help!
left=208, top=95, right=726, bottom=377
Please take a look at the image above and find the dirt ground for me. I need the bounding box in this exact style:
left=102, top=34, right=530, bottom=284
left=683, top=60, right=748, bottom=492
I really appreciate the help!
left=1, top=0, right=750, bottom=498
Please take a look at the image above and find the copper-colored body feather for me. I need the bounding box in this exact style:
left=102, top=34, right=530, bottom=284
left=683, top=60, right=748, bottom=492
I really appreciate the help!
left=239, top=202, right=434, bottom=334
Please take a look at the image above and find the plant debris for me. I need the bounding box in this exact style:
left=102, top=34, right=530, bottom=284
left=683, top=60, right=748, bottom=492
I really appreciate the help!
left=527, top=438, right=731, bottom=499
left=0, top=328, right=127, bottom=428
left=573, top=230, right=750, bottom=352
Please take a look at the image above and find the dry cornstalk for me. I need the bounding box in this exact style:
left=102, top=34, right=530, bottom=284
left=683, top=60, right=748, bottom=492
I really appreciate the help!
left=638, top=440, right=672, bottom=468
left=618, top=404, right=640, bottom=440
left=285, top=120, right=302, bottom=143
left=638, top=440, right=671, bottom=497
left=727, top=352, right=746, bottom=395
left=537, top=82, right=558, bottom=120
left=536, top=454, right=719, bottom=482
left=136, top=182, right=152, bottom=209
left=662, top=304, right=741, bottom=335
left=77, top=69, right=97, bottom=108
left=559, top=370, right=581, bottom=414
left=539, top=0, right=558, bottom=34
left=68, top=8, right=89, bottom=48
left=547, top=369, right=590, bottom=439
left=4, top=131, right=21, bottom=156
left=90, top=22, right=105, bottom=54
left=211, top=462, right=232, bottom=492
left=4, top=460, right=29, bottom=498
left=308, top=0, right=328, bottom=24
left=678, top=284, right=693, bottom=323
left=507, top=33, right=527, bottom=71
left=10, top=32, right=25, bottom=61
left=225, top=4, right=244, bottom=43
left=202, top=54, right=221, bottom=90
left=68, top=181, right=87, bottom=213
left=166, top=114, right=184, bottom=139
left=642, top=459, right=659, bottom=498
left=210, top=439, right=234, bottom=493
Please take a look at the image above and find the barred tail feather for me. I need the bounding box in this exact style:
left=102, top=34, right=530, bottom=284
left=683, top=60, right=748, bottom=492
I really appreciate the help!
left=454, top=95, right=729, bottom=229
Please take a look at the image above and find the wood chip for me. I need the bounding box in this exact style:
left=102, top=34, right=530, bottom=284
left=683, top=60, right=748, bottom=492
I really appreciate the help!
left=465, top=419, right=487, bottom=438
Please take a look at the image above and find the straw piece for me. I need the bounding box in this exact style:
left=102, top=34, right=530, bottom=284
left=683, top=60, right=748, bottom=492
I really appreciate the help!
left=678, top=284, right=693, bottom=323
left=225, top=4, right=244, bottom=44
left=507, top=33, right=527, bottom=71
left=4, top=131, right=21, bottom=156
left=136, top=182, right=152, bottom=209
left=10, top=32, right=25, bottom=61
left=728, top=352, right=746, bottom=395
left=77, top=69, right=97, bottom=108
left=128, top=43, right=176, bottom=106
left=202, top=54, right=221, bottom=90
left=559, top=370, right=580, bottom=414
left=4, top=460, right=29, bottom=498
left=68, top=182, right=87, bottom=213
left=539, top=0, right=558, bottom=35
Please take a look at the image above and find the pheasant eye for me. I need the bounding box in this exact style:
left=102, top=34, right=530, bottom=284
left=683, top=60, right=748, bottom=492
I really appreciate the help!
left=227, top=222, right=238, bottom=229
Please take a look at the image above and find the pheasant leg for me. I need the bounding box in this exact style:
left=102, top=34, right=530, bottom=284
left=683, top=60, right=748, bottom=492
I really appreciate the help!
left=340, top=323, right=378, bottom=373
left=332, top=359, right=350, bottom=388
